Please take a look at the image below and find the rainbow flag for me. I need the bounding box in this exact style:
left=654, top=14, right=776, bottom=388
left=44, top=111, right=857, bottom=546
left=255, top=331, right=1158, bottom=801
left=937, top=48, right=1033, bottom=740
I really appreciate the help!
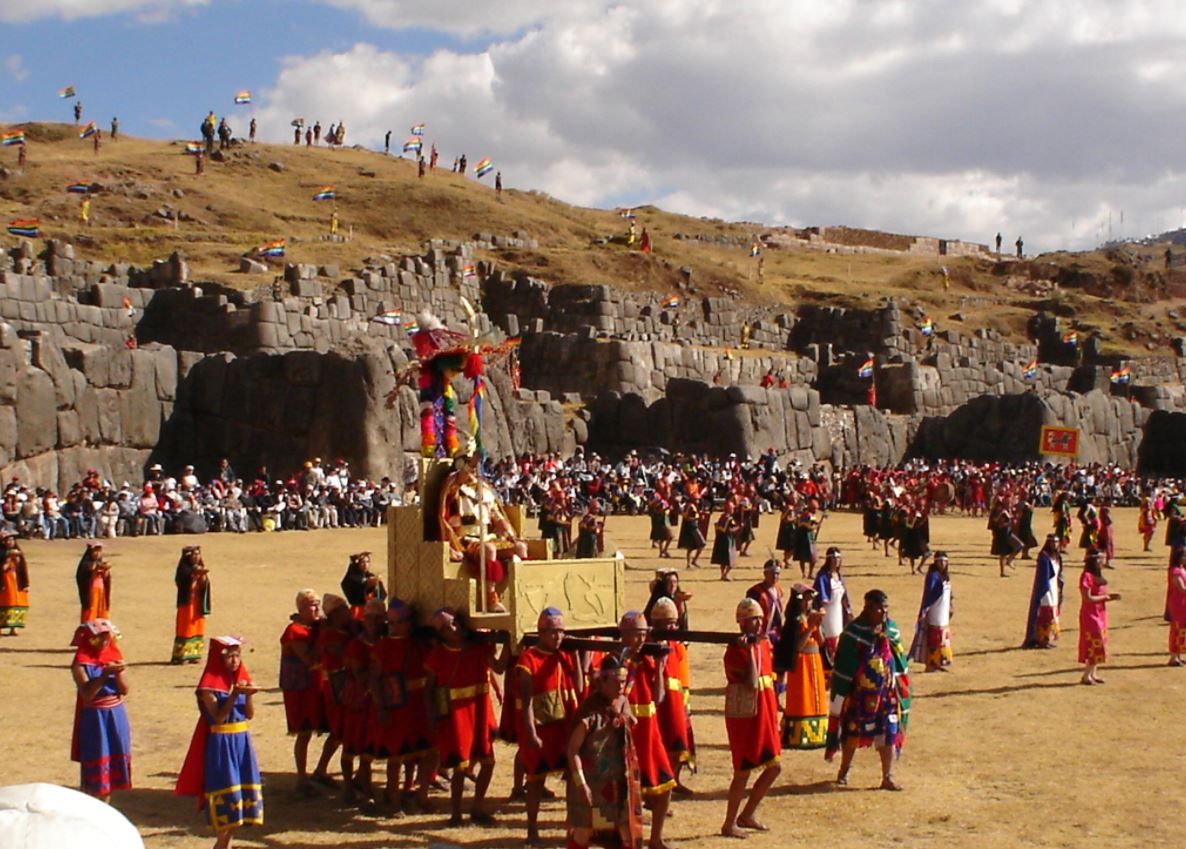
left=462, top=263, right=477, bottom=278
left=1110, top=366, right=1131, bottom=385
left=474, top=157, right=493, bottom=178
left=410, top=123, right=425, bottom=136
left=620, top=208, right=636, bottom=220
left=184, top=141, right=203, bottom=154
left=7, top=219, right=40, bottom=238
left=58, top=86, right=76, bottom=99
left=402, top=137, right=422, bottom=153
left=234, top=90, right=252, bottom=105
left=660, top=295, right=681, bottom=309
left=1062, top=330, right=1078, bottom=346
left=858, top=358, right=874, bottom=379
left=257, top=239, right=285, bottom=258
left=919, top=316, right=934, bottom=336
left=66, top=181, right=94, bottom=194
left=403, top=319, right=420, bottom=335
left=750, top=242, right=761, bottom=257
left=79, top=122, right=97, bottom=139
left=312, top=187, right=335, bottom=202
left=371, top=308, right=402, bottom=326
left=0, top=129, right=25, bottom=147
left=1022, top=359, right=1039, bottom=380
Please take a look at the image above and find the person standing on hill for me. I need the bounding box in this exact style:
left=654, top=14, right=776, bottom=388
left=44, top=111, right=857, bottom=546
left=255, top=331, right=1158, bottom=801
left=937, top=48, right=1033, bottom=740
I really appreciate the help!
left=1015, top=236, right=1024, bottom=258
left=313, top=121, right=321, bottom=145
left=249, top=118, right=256, bottom=143
left=995, top=232, right=1002, bottom=256
left=74, top=100, right=83, bottom=123
left=110, top=117, right=119, bottom=140
left=384, top=129, right=391, bottom=154
left=495, top=171, right=502, bottom=197
left=458, top=154, right=467, bottom=174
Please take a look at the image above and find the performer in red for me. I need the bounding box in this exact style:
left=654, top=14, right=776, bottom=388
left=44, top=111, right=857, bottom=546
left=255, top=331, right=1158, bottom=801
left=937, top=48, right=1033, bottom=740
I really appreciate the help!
left=279, top=589, right=326, bottom=796
left=517, top=606, right=582, bottom=844
left=371, top=597, right=433, bottom=815
left=720, top=598, right=781, bottom=838
left=619, top=611, right=674, bottom=849
left=425, top=607, right=510, bottom=825
left=648, top=598, right=696, bottom=795
left=340, top=599, right=386, bottom=805
left=313, top=594, right=352, bottom=796
left=76, top=543, right=111, bottom=623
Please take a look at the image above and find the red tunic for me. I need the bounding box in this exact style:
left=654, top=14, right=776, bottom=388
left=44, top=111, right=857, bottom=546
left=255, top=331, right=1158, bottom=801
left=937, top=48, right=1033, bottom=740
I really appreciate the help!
left=515, top=646, right=580, bottom=779
left=317, top=626, right=352, bottom=739
left=341, top=636, right=376, bottom=755
left=425, top=642, right=496, bottom=769
left=280, top=621, right=325, bottom=734
left=655, top=640, right=693, bottom=766
left=624, top=652, right=675, bottom=796
left=723, top=639, right=781, bottom=773
left=370, top=635, right=432, bottom=759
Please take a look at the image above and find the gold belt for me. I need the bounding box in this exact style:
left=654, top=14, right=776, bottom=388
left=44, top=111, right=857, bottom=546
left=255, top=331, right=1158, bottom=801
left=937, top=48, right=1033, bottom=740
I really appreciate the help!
left=449, top=683, right=488, bottom=700
left=631, top=701, right=657, bottom=718
left=211, top=721, right=249, bottom=734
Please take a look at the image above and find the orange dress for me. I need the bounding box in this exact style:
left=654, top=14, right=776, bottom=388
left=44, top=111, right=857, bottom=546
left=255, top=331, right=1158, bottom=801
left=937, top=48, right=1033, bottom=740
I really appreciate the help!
left=0, top=550, right=29, bottom=630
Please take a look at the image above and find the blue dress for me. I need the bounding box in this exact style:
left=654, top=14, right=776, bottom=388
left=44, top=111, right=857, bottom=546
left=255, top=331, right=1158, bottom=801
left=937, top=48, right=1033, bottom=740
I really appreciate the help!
left=202, top=692, right=264, bottom=830
left=75, top=663, right=132, bottom=796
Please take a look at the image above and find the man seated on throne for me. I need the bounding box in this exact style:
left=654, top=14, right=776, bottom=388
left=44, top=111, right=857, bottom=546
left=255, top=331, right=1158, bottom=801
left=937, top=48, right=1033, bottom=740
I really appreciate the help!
left=439, top=453, right=528, bottom=613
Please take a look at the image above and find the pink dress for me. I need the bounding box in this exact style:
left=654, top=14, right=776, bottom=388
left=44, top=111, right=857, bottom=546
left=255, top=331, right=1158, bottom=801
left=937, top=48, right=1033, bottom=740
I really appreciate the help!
left=1168, top=566, right=1186, bottom=654
left=1078, top=571, right=1108, bottom=664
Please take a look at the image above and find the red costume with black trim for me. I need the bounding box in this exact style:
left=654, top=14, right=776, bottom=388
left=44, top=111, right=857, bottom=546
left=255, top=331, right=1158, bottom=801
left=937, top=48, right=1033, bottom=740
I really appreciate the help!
left=371, top=634, right=432, bottom=758
left=723, top=638, right=781, bottom=773
left=516, top=645, right=580, bottom=779
left=425, top=641, right=497, bottom=770
left=279, top=620, right=324, bottom=733
left=623, top=652, right=675, bottom=796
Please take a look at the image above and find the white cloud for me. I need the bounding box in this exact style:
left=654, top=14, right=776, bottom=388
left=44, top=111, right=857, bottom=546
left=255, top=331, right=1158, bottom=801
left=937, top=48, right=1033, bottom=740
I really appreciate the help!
left=256, top=0, right=1186, bottom=253
left=0, top=0, right=207, bottom=24
left=3, top=55, right=27, bottom=82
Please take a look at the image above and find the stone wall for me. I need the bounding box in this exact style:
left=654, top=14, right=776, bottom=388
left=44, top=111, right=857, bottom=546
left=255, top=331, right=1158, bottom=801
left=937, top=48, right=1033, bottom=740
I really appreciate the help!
left=519, top=334, right=816, bottom=400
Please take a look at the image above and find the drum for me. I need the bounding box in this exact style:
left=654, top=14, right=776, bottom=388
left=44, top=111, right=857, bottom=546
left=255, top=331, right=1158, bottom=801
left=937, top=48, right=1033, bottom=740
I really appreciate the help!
left=931, top=481, right=956, bottom=507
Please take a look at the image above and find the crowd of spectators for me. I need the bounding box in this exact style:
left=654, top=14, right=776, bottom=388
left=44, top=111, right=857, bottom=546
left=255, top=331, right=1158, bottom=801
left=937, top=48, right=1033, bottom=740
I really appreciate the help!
left=0, top=448, right=1165, bottom=542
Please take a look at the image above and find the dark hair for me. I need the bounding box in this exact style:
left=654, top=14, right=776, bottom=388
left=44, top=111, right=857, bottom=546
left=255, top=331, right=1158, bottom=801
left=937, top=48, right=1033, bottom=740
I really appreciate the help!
left=864, top=589, right=888, bottom=605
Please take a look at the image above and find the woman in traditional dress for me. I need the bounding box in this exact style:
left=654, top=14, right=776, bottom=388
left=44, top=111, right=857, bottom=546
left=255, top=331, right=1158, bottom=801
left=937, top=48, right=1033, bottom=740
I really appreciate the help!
left=1097, top=506, right=1115, bottom=568
left=0, top=530, right=29, bottom=635
left=813, top=547, right=852, bottom=674
left=76, top=543, right=110, bottom=623
left=175, top=636, right=263, bottom=849
left=1078, top=549, right=1120, bottom=686
left=1077, top=501, right=1101, bottom=552
left=775, top=494, right=798, bottom=569
left=1139, top=495, right=1159, bottom=552
left=1015, top=492, right=1039, bottom=559
left=677, top=497, right=707, bottom=569
left=900, top=500, right=931, bottom=575
left=736, top=495, right=756, bottom=558
left=1167, top=549, right=1186, bottom=667
left=1052, top=489, right=1073, bottom=552
left=909, top=552, right=953, bottom=671
left=173, top=545, right=211, bottom=664
left=70, top=619, right=131, bottom=800
left=776, top=584, right=827, bottom=750
left=990, top=502, right=1021, bottom=577
left=711, top=502, right=739, bottom=582
left=574, top=500, right=605, bottom=559
left=793, top=499, right=822, bottom=579
left=862, top=492, right=881, bottom=549
left=647, top=494, right=673, bottom=558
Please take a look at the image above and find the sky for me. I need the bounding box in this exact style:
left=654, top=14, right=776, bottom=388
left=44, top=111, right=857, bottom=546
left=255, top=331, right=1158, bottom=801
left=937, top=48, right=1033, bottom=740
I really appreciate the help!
left=2, top=0, right=1186, bottom=255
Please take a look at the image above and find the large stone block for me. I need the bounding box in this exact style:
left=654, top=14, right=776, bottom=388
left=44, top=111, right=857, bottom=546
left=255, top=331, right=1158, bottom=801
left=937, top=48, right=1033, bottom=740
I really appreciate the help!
left=15, top=368, right=57, bottom=458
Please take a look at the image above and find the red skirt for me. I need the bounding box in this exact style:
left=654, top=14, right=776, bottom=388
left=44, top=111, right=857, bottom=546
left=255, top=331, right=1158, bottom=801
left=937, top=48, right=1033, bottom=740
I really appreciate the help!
left=283, top=687, right=325, bottom=734
left=630, top=713, right=675, bottom=796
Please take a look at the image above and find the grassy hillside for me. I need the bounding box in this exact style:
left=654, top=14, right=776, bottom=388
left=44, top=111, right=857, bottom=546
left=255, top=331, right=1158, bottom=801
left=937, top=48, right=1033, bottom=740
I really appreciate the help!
left=1, top=122, right=1183, bottom=357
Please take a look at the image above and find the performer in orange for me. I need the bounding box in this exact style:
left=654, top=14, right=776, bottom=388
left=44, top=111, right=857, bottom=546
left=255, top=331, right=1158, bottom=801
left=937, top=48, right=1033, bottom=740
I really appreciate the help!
left=720, top=598, right=781, bottom=838
left=517, top=606, right=582, bottom=844
left=371, top=597, right=433, bottom=815
left=172, top=546, right=211, bottom=664
left=425, top=607, right=510, bottom=825
left=775, top=585, right=827, bottom=750
left=76, top=543, right=110, bottom=623
left=0, top=530, right=29, bottom=635
left=619, top=610, right=674, bottom=849
left=279, top=589, right=326, bottom=796
left=648, top=597, right=696, bottom=795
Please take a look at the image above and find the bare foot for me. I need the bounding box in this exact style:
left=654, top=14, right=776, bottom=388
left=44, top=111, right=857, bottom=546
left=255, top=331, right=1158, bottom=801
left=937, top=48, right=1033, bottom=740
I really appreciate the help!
left=880, top=777, right=903, bottom=791
left=737, top=815, right=769, bottom=831
left=835, top=771, right=849, bottom=786
left=720, top=825, right=748, bottom=840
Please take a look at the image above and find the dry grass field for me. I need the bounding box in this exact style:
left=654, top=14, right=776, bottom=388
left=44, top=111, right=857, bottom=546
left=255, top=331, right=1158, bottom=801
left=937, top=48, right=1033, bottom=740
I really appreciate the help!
left=2, top=124, right=1182, bottom=357
left=1, top=507, right=1180, bottom=849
